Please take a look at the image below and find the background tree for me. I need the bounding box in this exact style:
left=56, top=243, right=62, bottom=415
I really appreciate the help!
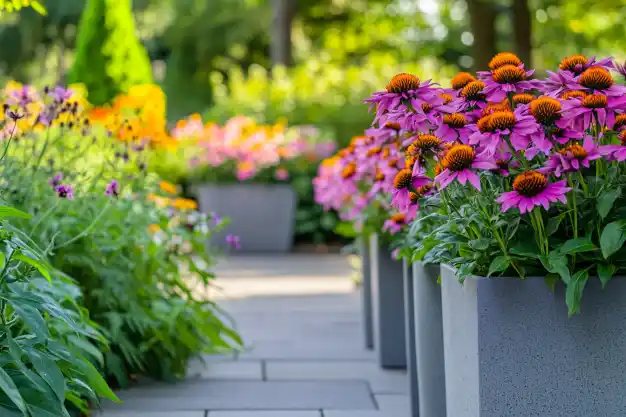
left=67, top=0, right=153, bottom=105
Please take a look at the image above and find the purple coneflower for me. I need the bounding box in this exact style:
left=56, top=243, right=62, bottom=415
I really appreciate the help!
left=479, top=64, right=539, bottom=102
left=540, top=137, right=601, bottom=177
left=382, top=213, right=409, bottom=235
left=391, top=168, right=431, bottom=211
left=435, top=144, right=496, bottom=190
left=364, top=73, right=440, bottom=124
left=497, top=171, right=570, bottom=213
left=469, top=108, right=543, bottom=156
left=600, top=131, right=626, bottom=162
left=558, top=93, right=626, bottom=131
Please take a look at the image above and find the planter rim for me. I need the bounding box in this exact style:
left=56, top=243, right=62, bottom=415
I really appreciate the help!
left=441, top=263, right=612, bottom=282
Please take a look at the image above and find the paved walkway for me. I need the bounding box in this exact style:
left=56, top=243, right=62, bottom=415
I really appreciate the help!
left=99, top=254, right=409, bottom=417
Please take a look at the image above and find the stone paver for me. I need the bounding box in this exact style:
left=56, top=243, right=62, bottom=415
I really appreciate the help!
left=104, top=380, right=375, bottom=411
left=101, top=254, right=407, bottom=416
left=266, top=360, right=407, bottom=394
left=96, top=413, right=202, bottom=417
left=187, top=359, right=263, bottom=380
left=209, top=412, right=320, bottom=417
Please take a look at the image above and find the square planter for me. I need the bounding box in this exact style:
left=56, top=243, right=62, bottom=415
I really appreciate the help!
left=412, top=262, right=446, bottom=417
left=359, top=236, right=374, bottom=350
left=369, top=233, right=406, bottom=369
left=195, top=184, right=297, bottom=253
left=441, top=263, right=626, bottom=417
left=403, top=260, right=418, bottom=417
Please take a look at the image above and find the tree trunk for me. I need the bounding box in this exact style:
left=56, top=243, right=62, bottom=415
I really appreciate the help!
left=512, top=0, right=532, bottom=67
left=270, top=0, right=295, bottom=67
left=466, top=0, right=498, bottom=72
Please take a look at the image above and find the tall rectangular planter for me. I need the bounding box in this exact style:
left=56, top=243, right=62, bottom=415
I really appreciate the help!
left=359, top=236, right=374, bottom=350
left=196, top=184, right=297, bottom=253
left=441, top=263, right=626, bottom=417
left=369, top=233, right=406, bottom=369
left=402, top=260, right=418, bottom=417
left=412, top=262, right=446, bottom=417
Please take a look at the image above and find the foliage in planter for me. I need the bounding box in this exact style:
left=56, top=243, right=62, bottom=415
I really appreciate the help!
left=0, top=82, right=243, bottom=412
left=149, top=114, right=340, bottom=245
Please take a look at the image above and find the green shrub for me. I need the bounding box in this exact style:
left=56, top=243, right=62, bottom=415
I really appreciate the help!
left=68, top=0, right=153, bottom=105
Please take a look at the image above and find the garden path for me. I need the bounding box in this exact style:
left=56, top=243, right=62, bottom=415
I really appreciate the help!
left=97, top=254, right=410, bottom=417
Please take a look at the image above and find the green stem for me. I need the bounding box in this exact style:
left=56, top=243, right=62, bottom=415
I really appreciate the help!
left=53, top=202, right=110, bottom=250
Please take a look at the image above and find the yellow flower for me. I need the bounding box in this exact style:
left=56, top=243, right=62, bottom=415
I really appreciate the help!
left=172, top=198, right=198, bottom=211
left=148, top=224, right=161, bottom=234
left=159, top=181, right=177, bottom=194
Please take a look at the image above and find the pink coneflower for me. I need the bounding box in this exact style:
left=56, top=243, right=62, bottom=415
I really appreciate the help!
left=391, top=168, right=432, bottom=211
left=600, top=131, right=626, bottom=162
left=105, top=180, right=119, bottom=198
left=469, top=108, right=543, bottom=156
left=497, top=171, right=570, bottom=213
left=557, top=93, right=626, bottom=131
left=364, top=73, right=440, bottom=124
left=435, top=144, right=496, bottom=190
left=435, top=113, right=471, bottom=142
left=398, top=92, right=457, bottom=132
left=479, top=65, right=539, bottom=102
left=575, top=67, right=626, bottom=97
left=540, top=137, right=601, bottom=177
left=226, top=234, right=241, bottom=249
left=558, top=55, right=614, bottom=75
left=492, top=153, right=517, bottom=176
left=540, top=70, right=579, bottom=97
left=383, top=213, right=409, bottom=235
left=55, top=185, right=74, bottom=200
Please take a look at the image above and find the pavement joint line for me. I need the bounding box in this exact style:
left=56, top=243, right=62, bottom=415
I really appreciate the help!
left=261, top=360, right=267, bottom=381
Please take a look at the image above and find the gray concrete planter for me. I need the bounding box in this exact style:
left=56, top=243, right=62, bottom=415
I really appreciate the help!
left=195, top=184, right=297, bottom=252
left=441, top=263, right=626, bottom=417
left=412, top=262, right=446, bottom=417
left=359, top=236, right=374, bottom=350
left=369, top=233, right=406, bottom=369
left=402, top=260, right=418, bottom=417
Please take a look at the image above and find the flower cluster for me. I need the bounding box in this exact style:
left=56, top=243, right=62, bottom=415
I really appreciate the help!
left=315, top=53, right=626, bottom=313
left=175, top=115, right=336, bottom=181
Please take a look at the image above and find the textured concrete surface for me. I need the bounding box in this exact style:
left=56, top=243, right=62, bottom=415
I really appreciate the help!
left=101, top=254, right=410, bottom=417
left=369, top=234, right=407, bottom=369
left=442, top=263, right=626, bottom=417
left=196, top=184, right=297, bottom=252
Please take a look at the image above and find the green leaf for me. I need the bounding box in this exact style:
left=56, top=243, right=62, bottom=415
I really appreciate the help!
left=0, top=206, right=31, bottom=220
left=541, top=252, right=570, bottom=283
left=28, top=350, right=65, bottom=403
left=0, top=366, right=27, bottom=414
left=544, top=273, right=559, bottom=292
left=597, top=188, right=621, bottom=219
left=510, top=241, right=540, bottom=258
left=565, top=269, right=589, bottom=317
left=600, top=221, right=626, bottom=259
left=13, top=253, right=51, bottom=282
left=558, top=237, right=597, bottom=255
left=333, top=222, right=357, bottom=238
left=469, top=238, right=490, bottom=251
left=76, top=359, right=120, bottom=403
left=597, top=264, right=617, bottom=289
left=545, top=212, right=567, bottom=236
left=10, top=303, right=49, bottom=342
left=488, top=256, right=510, bottom=277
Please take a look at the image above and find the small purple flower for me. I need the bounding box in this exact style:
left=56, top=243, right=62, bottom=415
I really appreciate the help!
left=55, top=185, right=74, bottom=200
left=49, top=172, right=63, bottom=188
left=211, top=212, right=222, bottom=225
left=49, top=86, right=73, bottom=103
left=106, top=180, right=120, bottom=198
left=226, top=234, right=241, bottom=249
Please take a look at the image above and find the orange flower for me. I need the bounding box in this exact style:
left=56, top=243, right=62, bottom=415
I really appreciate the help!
left=148, top=224, right=161, bottom=234
left=159, top=181, right=177, bottom=194
left=172, top=198, right=198, bottom=211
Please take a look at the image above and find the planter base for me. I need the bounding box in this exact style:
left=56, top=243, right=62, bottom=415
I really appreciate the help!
left=442, top=264, right=626, bottom=417
left=369, top=233, right=406, bottom=369
left=403, top=260, right=418, bottom=417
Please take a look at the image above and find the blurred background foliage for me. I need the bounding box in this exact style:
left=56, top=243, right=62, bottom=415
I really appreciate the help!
left=0, top=0, right=625, bottom=246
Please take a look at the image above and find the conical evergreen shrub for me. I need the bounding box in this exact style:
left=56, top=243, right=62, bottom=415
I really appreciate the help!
left=68, top=0, right=153, bottom=105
